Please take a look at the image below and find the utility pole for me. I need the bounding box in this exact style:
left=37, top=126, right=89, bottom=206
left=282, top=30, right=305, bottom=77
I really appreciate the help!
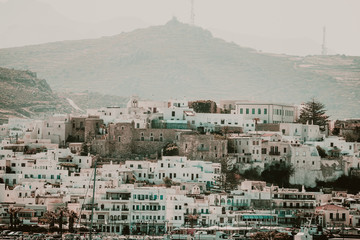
left=89, top=158, right=97, bottom=240
left=322, top=26, right=328, bottom=55
left=190, top=0, right=195, bottom=25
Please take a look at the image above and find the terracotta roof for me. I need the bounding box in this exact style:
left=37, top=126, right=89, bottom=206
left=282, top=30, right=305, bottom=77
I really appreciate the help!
left=262, top=133, right=275, bottom=137
left=316, top=204, right=347, bottom=211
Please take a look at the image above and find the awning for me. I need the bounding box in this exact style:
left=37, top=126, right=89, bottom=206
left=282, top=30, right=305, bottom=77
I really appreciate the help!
left=242, top=215, right=274, bottom=220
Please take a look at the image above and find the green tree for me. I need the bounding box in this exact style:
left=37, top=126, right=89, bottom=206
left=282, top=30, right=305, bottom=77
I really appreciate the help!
left=261, top=161, right=295, bottom=187
left=163, top=143, right=179, bottom=156
left=220, top=159, right=240, bottom=191
left=163, top=177, right=173, bottom=187
left=298, top=99, right=329, bottom=131
left=242, top=167, right=262, bottom=180
left=316, top=146, right=327, bottom=158
left=189, top=100, right=217, bottom=113
left=43, top=211, right=57, bottom=228
left=344, top=126, right=360, bottom=142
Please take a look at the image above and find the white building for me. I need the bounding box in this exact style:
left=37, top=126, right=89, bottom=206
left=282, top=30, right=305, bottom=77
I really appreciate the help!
left=234, top=102, right=297, bottom=124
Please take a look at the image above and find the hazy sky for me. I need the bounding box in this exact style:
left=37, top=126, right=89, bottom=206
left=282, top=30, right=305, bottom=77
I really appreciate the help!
left=1, top=0, right=360, bottom=56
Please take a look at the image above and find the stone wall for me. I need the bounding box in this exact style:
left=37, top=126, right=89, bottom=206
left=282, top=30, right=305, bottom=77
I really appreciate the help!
left=91, top=122, right=177, bottom=157
left=84, top=116, right=103, bottom=141
left=175, top=132, right=227, bottom=161
left=255, top=123, right=280, bottom=132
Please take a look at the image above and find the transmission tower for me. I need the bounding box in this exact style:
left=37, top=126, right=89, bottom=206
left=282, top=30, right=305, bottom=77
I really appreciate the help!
left=190, top=0, right=195, bottom=25
left=322, top=26, right=327, bottom=55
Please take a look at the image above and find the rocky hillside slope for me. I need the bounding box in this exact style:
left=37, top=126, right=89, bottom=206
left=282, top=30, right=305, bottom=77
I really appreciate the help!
left=0, top=67, right=73, bottom=123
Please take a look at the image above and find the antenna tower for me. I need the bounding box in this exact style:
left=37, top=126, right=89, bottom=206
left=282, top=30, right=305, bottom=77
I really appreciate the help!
left=190, top=0, right=195, bottom=25
left=322, top=26, right=327, bottom=55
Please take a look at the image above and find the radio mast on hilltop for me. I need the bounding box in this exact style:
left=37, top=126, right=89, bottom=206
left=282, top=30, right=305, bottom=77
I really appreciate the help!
left=322, top=26, right=328, bottom=55
left=190, top=0, right=195, bottom=25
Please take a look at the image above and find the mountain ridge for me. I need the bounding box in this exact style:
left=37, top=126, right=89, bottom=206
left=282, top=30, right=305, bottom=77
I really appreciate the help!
left=0, top=18, right=359, bottom=119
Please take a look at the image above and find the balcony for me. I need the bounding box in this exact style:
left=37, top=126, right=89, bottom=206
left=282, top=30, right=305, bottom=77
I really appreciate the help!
left=97, top=208, right=110, bottom=211
left=111, top=208, right=129, bottom=212
left=331, top=218, right=346, bottom=222
left=197, top=147, right=209, bottom=152
left=269, top=151, right=280, bottom=156
left=278, top=205, right=314, bottom=209
left=273, top=195, right=315, bottom=200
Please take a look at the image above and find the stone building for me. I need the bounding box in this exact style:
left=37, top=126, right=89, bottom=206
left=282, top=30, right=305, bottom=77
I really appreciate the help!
left=92, top=122, right=178, bottom=158
left=228, top=134, right=262, bottom=164
left=175, top=132, right=227, bottom=161
left=67, top=116, right=103, bottom=143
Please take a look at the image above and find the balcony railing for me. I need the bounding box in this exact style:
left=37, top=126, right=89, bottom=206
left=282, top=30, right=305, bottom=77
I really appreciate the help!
left=330, top=218, right=346, bottom=222
left=111, top=208, right=129, bottom=211
left=197, top=147, right=209, bottom=151
left=273, top=195, right=316, bottom=200
left=278, top=206, right=314, bottom=209
left=269, top=151, right=280, bottom=156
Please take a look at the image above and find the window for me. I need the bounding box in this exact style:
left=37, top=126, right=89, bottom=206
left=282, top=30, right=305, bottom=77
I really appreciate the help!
left=246, top=108, right=249, bottom=114
left=118, top=136, right=121, bottom=142
left=252, top=108, right=255, bottom=114
left=240, top=108, right=243, bottom=114
left=258, top=108, right=261, bottom=114
left=172, top=111, right=175, bottom=117
left=264, top=108, right=267, bottom=114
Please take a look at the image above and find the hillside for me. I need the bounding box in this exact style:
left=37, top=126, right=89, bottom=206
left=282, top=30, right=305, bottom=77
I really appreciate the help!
left=58, top=91, right=128, bottom=110
left=0, top=67, right=73, bottom=123
left=0, top=18, right=359, bottom=119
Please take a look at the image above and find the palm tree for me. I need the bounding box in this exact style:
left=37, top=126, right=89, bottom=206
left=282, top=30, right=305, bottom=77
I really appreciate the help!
left=67, top=210, right=78, bottom=233
left=8, top=207, right=21, bottom=229
left=43, top=211, right=57, bottom=228
left=56, top=207, right=69, bottom=235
